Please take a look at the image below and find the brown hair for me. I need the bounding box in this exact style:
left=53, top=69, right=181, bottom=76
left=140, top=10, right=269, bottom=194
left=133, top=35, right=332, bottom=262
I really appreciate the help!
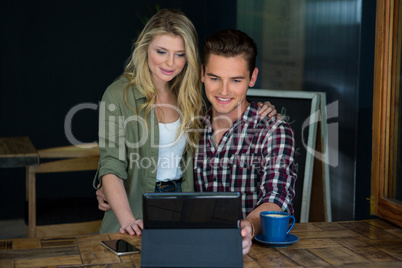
left=202, top=29, right=257, bottom=78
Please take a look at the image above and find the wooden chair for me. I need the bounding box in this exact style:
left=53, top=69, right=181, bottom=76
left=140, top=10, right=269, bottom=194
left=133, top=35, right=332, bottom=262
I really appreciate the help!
left=26, top=143, right=103, bottom=238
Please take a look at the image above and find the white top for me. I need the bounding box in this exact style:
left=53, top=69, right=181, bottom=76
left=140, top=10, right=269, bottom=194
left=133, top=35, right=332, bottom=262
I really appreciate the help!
left=156, top=118, right=186, bottom=182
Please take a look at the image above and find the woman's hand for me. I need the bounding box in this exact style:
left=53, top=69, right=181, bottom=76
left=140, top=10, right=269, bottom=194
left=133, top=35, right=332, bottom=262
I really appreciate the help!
left=102, top=174, right=140, bottom=236
left=257, top=101, right=281, bottom=118
left=120, top=219, right=144, bottom=236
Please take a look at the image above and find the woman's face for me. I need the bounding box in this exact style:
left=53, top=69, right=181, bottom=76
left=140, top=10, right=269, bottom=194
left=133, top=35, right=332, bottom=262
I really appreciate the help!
left=147, top=34, right=187, bottom=89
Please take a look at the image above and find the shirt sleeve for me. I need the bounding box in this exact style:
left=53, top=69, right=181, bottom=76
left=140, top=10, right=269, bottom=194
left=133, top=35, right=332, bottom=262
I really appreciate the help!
left=256, top=120, right=297, bottom=214
left=96, top=86, right=129, bottom=184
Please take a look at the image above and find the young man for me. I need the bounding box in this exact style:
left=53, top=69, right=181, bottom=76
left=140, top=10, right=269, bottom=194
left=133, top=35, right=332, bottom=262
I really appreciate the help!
left=194, top=29, right=297, bottom=254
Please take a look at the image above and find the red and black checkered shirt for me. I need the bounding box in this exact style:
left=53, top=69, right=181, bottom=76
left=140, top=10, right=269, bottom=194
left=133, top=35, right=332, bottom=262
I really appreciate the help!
left=194, top=102, right=297, bottom=218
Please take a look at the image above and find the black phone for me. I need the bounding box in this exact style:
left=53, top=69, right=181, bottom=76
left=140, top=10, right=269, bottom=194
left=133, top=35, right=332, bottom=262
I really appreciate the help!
left=101, top=239, right=141, bottom=255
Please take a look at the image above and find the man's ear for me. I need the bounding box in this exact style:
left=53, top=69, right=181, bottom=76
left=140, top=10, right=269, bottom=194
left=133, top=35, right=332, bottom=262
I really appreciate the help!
left=249, top=67, right=259, bottom=87
left=201, top=64, right=205, bottom=83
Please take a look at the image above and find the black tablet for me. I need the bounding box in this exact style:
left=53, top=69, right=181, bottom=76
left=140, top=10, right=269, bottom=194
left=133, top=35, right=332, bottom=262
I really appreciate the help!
left=142, top=192, right=242, bottom=229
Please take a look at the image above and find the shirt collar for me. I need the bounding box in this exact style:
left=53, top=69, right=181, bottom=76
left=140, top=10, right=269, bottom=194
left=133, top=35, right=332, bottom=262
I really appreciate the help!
left=133, top=87, right=146, bottom=100
left=241, top=102, right=261, bottom=129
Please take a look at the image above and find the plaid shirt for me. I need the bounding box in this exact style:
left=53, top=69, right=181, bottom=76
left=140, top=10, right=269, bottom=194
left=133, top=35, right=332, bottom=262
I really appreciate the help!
left=194, top=102, right=297, bottom=218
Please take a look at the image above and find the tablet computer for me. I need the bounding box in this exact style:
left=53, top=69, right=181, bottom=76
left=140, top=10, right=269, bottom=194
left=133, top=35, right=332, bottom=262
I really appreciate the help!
left=142, top=192, right=242, bottom=229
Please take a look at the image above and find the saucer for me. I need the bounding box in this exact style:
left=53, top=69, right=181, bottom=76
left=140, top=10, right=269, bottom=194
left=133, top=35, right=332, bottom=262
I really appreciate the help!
left=255, top=233, right=299, bottom=248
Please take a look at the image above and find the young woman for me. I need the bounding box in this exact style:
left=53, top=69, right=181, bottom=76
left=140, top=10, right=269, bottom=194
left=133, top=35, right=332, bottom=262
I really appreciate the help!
left=95, top=9, right=276, bottom=236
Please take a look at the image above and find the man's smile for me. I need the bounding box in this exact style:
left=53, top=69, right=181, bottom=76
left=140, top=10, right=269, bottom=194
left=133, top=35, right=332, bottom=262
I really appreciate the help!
left=216, top=97, right=232, bottom=103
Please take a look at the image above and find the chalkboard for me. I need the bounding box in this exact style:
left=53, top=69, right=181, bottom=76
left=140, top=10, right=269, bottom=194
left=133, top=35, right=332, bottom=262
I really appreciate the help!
left=247, top=89, right=328, bottom=222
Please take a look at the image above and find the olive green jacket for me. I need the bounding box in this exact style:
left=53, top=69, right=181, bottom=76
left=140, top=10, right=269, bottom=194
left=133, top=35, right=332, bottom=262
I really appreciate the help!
left=95, top=76, right=194, bottom=233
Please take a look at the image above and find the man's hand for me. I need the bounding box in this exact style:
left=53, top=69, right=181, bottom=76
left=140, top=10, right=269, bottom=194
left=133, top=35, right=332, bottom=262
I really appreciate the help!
left=240, top=219, right=254, bottom=255
left=96, top=185, right=111, bottom=211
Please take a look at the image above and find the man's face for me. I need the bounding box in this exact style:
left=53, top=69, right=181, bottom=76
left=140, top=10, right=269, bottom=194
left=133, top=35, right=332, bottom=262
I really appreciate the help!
left=202, top=54, right=258, bottom=121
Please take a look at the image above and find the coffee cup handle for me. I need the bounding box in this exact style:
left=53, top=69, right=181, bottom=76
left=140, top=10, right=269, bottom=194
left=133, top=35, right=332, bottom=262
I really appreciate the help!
left=286, top=215, right=296, bottom=235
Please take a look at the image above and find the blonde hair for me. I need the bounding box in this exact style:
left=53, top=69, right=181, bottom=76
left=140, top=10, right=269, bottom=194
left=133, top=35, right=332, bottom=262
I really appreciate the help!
left=123, top=9, right=204, bottom=149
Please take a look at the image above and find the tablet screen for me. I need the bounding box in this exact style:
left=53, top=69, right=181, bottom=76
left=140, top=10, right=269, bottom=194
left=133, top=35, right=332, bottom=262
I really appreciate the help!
left=142, top=192, right=242, bottom=229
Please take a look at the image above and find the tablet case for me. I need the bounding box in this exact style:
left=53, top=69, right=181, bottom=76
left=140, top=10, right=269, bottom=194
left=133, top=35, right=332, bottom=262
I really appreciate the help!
left=141, top=192, right=243, bottom=268
left=141, top=228, right=243, bottom=268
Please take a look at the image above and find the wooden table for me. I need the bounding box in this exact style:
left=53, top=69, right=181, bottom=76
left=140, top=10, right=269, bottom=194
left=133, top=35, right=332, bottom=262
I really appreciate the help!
left=0, top=137, right=39, bottom=168
left=1, top=219, right=401, bottom=267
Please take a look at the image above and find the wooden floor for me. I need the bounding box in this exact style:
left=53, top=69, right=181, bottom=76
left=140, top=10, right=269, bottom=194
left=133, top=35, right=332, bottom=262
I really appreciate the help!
left=0, top=219, right=401, bottom=267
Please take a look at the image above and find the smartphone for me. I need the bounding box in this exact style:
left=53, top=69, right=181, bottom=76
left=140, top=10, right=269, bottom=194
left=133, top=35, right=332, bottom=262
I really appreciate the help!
left=101, top=239, right=141, bottom=256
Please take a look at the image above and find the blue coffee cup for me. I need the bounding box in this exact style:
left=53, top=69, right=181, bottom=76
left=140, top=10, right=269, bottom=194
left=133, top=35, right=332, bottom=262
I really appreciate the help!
left=260, top=211, right=295, bottom=242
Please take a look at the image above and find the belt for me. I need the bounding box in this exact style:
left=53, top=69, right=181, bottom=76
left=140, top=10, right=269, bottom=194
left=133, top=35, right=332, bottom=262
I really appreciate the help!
left=156, top=178, right=182, bottom=189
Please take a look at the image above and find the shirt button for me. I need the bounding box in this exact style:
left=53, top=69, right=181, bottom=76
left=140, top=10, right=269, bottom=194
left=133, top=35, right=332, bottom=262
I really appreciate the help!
left=213, top=177, right=217, bottom=182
